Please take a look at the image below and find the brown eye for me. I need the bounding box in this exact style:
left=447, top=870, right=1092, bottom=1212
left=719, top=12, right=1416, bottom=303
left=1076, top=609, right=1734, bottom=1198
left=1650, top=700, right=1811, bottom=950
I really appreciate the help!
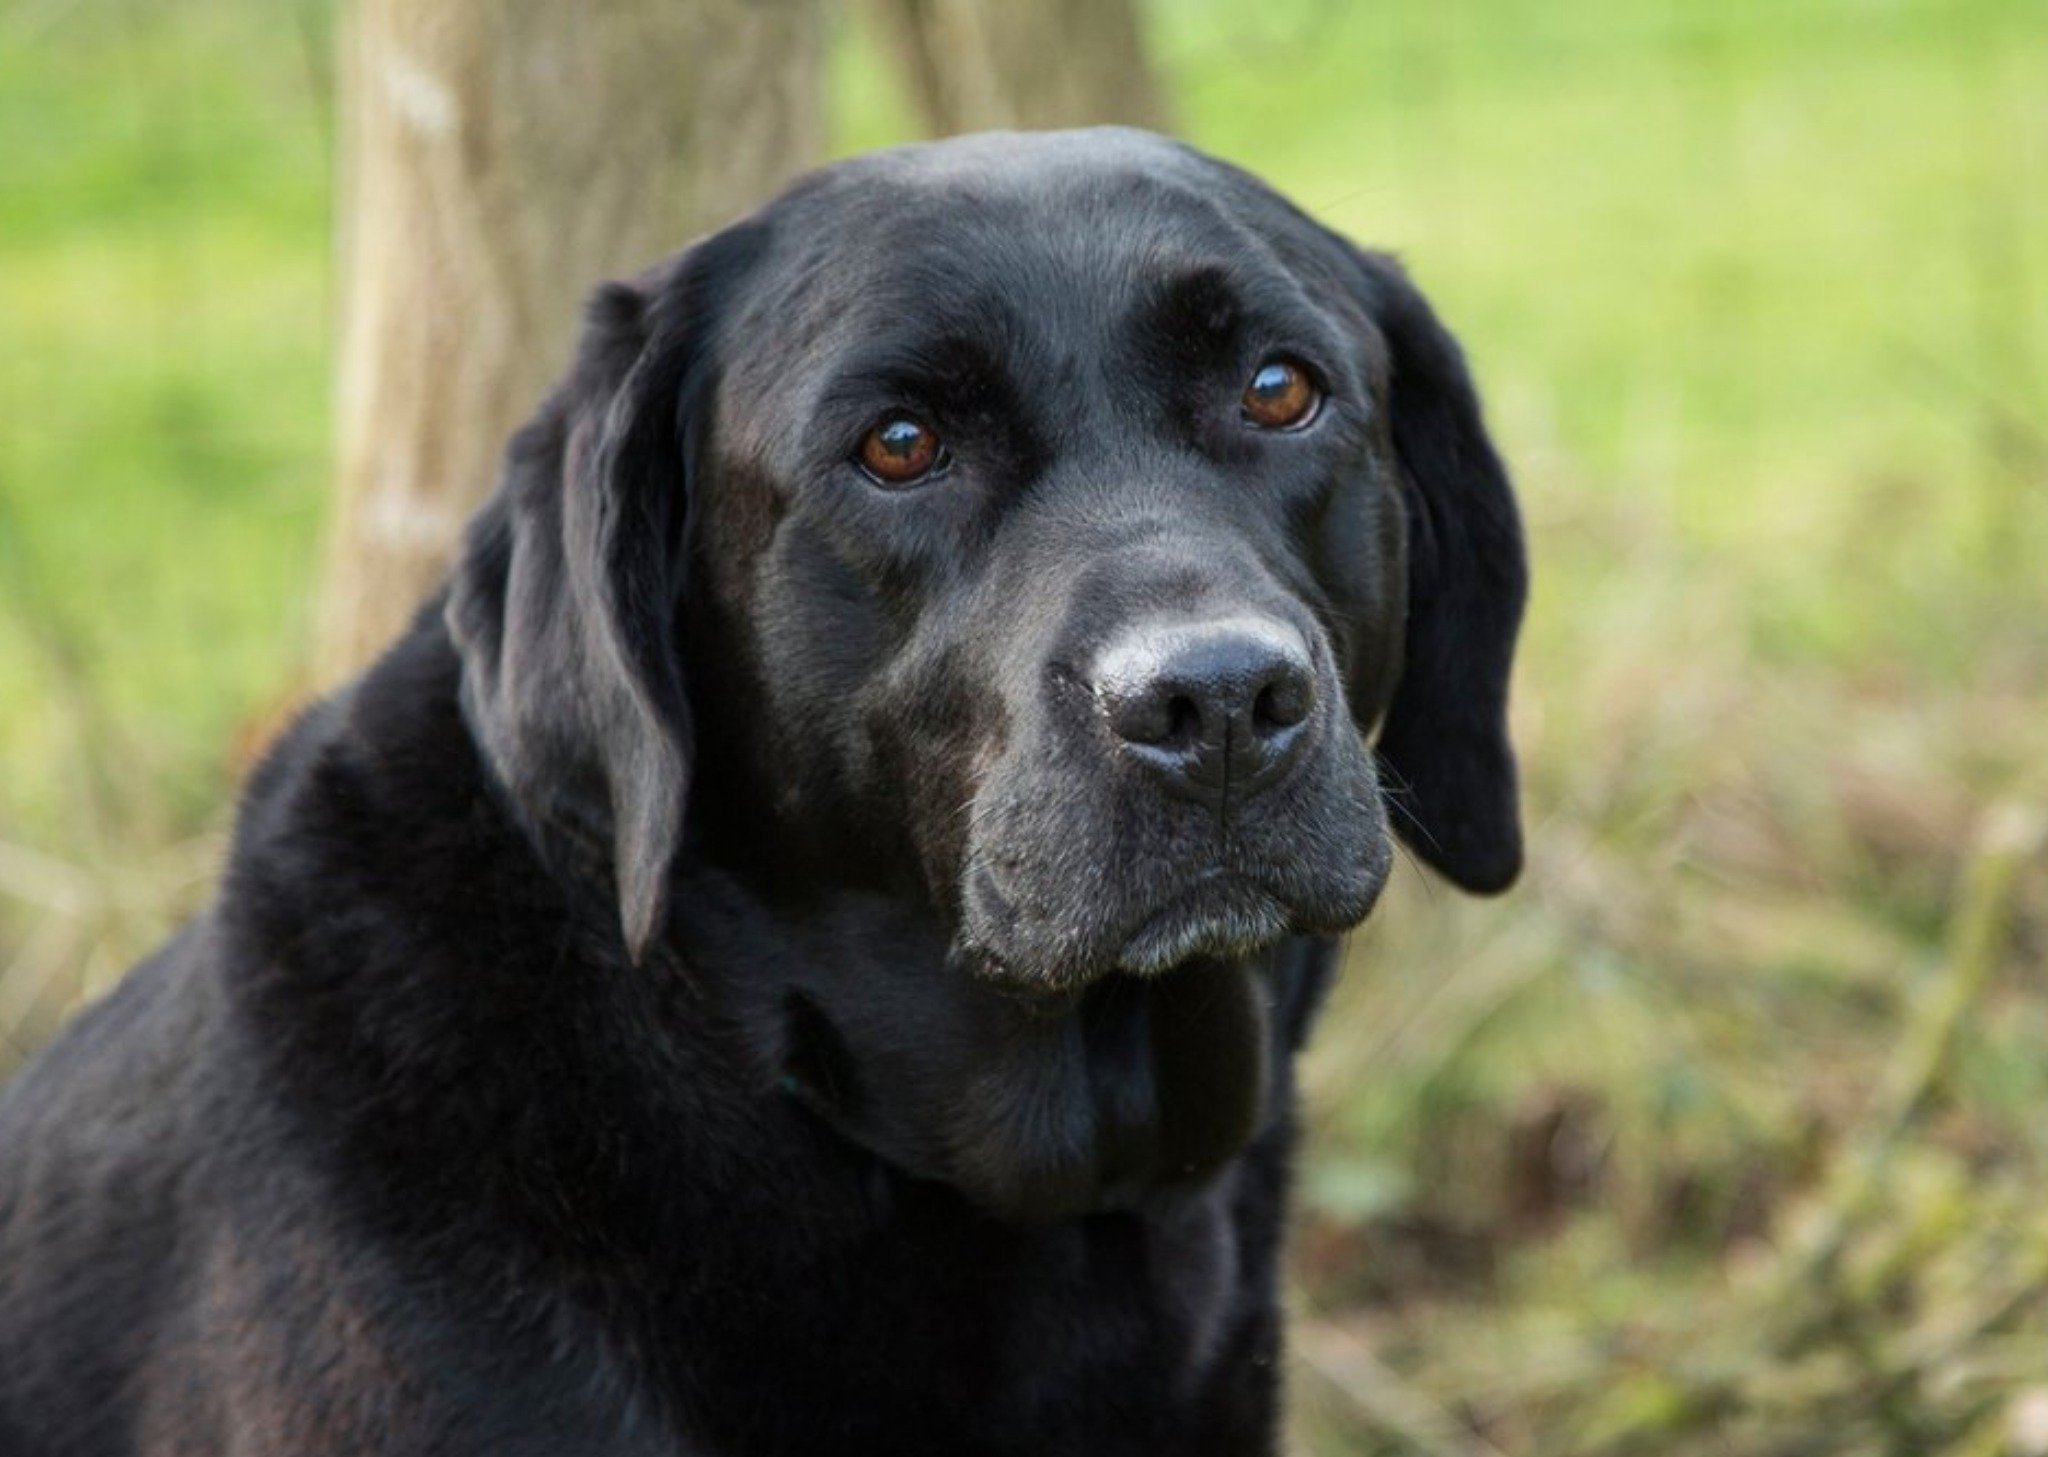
left=857, top=416, right=946, bottom=485
left=1241, top=359, right=1321, bottom=430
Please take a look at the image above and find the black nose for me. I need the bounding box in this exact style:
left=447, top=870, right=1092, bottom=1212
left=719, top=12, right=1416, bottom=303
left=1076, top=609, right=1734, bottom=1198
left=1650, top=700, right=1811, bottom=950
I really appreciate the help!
left=1092, top=617, right=1317, bottom=802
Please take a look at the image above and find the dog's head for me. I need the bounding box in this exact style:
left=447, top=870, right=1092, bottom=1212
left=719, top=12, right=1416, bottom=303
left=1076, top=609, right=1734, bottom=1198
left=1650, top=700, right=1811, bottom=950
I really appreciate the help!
left=451, top=129, right=1525, bottom=1217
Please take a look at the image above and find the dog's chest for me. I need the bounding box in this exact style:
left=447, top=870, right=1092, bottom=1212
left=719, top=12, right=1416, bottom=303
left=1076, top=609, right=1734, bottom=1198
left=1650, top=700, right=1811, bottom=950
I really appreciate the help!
left=662, top=1171, right=1281, bottom=1456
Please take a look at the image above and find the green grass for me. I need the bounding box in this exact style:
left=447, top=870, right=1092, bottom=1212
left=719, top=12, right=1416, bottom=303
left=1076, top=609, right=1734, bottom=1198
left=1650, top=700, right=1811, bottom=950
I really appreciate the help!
left=4, top=0, right=2047, bottom=1450
left=0, top=1, right=332, bottom=841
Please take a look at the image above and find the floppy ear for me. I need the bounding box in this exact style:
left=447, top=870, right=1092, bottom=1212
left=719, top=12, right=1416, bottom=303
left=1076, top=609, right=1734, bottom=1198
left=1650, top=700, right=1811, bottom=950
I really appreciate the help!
left=447, top=226, right=762, bottom=961
left=1350, top=249, right=1529, bottom=893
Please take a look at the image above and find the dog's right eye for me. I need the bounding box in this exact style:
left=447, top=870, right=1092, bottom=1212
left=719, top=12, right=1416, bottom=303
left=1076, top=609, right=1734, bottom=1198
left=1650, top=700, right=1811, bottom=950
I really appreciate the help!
left=856, top=416, right=948, bottom=487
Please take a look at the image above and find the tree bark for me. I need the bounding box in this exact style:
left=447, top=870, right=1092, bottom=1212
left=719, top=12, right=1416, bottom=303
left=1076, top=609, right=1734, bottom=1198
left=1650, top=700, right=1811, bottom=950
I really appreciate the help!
left=868, top=0, right=1166, bottom=136
left=317, top=0, right=823, bottom=683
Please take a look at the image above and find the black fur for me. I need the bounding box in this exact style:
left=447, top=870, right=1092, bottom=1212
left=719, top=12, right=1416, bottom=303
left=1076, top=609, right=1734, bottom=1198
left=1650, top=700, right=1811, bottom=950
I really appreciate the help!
left=0, top=129, right=1525, bottom=1455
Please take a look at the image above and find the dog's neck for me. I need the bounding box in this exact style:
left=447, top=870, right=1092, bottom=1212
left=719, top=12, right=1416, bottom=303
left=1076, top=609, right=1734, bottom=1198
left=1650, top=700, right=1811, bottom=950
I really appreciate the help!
left=663, top=856, right=1284, bottom=1223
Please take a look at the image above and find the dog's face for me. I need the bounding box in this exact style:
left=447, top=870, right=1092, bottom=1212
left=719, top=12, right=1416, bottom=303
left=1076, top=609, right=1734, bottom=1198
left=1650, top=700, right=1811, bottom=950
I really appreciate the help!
left=451, top=130, right=1525, bottom=1218
left=695, top=133, right=1415, bottom=990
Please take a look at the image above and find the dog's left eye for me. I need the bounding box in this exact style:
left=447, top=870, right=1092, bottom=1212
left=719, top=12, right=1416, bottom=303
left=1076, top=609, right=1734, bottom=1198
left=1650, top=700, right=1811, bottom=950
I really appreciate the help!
left=1240, top=359, right=1322, bottom=431
left=856, top=416, right=949, bottom=486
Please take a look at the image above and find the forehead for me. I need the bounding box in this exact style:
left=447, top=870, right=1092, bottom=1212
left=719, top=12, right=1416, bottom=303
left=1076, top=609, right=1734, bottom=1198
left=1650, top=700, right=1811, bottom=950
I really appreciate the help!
left=717, top=131, right=1333, bottom=388
left=790, top=129, right=1263, bottom=284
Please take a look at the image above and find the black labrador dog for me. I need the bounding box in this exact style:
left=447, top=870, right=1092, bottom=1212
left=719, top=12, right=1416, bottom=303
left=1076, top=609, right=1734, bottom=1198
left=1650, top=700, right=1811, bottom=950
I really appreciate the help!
left=0, top=129, right=1524, bottom=1455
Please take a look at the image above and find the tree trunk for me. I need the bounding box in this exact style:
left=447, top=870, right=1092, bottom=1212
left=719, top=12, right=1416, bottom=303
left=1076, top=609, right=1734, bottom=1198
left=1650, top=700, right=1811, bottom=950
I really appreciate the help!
left=317, top=0, right=823, bottom=683
left=868, top=0, right=1166, bottom=136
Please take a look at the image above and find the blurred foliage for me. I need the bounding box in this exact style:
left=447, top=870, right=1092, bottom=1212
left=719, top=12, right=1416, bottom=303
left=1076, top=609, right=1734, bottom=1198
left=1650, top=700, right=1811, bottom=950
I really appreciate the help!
left=3, top=0, right=2047, bottom=1451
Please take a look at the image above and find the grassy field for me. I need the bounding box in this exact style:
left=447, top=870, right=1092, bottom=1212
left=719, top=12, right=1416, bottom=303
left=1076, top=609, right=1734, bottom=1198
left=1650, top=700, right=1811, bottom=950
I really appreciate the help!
left=4, top=0, right=2047, bottom=1451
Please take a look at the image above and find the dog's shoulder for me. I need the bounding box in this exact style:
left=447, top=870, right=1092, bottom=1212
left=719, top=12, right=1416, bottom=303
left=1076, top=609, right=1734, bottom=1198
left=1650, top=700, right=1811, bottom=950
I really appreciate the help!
left=0, top=624, right=678, bottom=1455
left=0, top=914, right=234, bottom=1448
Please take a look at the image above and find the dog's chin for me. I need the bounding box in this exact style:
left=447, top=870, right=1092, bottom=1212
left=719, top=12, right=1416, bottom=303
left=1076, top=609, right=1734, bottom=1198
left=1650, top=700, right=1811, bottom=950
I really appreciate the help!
left=1113, top=875, right=1293, bottom=978
left=958, top=849, right=1390, bottom=991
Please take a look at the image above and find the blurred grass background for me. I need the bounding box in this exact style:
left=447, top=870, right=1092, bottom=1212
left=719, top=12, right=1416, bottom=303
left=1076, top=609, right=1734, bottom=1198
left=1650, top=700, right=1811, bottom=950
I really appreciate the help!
left=3, top=0, right=2047, bottom=1450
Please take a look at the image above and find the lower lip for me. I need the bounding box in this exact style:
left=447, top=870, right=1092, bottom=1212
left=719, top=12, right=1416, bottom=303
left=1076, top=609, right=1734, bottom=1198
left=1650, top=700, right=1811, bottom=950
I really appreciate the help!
left=1115, top=875, right=1292, bottom=977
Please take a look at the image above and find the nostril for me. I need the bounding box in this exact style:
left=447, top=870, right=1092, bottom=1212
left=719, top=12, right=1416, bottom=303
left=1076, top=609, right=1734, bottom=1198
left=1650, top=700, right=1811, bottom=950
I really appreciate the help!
left=1103, top=680, right=1187, bottom=746
left=1109, top=689, right=1203, bottom=749
left=1252, top=672, right=1314, bottom=734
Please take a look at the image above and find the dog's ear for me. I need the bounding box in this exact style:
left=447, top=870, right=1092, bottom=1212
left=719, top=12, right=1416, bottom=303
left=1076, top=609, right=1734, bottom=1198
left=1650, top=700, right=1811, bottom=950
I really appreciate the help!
left=448, top=226, right=764, bottom=961
left=1348, top=247, right=1529, bottom=893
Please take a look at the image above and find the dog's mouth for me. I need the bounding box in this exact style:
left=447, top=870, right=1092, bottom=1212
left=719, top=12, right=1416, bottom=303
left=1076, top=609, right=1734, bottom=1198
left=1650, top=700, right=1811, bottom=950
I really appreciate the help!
left=952, top=706, right=1395, bottom=992
left=959, top=850, right=1384, bottom=992
left=1113, top=872, right=1292, bottom=978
